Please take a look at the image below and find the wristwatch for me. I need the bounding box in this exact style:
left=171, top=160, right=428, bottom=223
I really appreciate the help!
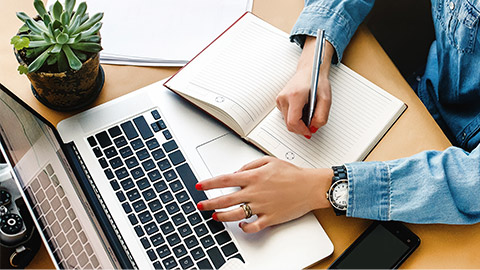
left=326, top=165, right=348, bottom=215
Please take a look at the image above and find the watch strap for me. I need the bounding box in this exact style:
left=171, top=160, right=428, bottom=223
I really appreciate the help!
left=331, top=165, right=347, bottom=215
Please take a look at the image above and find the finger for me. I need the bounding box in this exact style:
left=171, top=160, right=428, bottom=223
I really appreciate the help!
left=213, top=206, right=249, bottom=222
left=239, top=215, right=269, bottom=234
left=310, top=89, right=332, bottom=132
left=286, top=100, right=311, bottom=136
left=276, top=95, right=289, bottom=125
left=237, top=156, right=273, bottom=172
left=198, top=192, right=245, bottom=211
left=197, top=173, right=249, bottom=191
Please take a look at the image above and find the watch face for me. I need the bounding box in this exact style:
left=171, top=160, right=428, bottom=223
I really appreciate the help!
left=329, top=180, right=348, bottom=210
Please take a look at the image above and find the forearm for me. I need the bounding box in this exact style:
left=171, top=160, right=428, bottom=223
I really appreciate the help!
left=296, top=37, right=335, bottom=80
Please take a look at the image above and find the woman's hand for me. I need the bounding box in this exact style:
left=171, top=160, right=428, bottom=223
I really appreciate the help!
left=276, top=37, right=335, bottom=138
left=196, top=156, right=333, bottom=233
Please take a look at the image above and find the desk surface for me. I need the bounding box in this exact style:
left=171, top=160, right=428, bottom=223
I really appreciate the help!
left=2, top=0, right=479, bottom=269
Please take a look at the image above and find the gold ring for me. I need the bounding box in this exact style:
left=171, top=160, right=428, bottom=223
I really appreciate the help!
left=241, top=203, right=252, bottom=219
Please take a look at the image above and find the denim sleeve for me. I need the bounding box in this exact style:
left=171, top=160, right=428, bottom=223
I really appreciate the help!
left=290, top=0, right=375, bottom=63
left=345, top=145, right=480, bottom=224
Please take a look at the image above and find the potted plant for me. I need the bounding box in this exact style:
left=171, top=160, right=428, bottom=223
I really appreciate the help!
left=11, top=0, right=104, bottom=111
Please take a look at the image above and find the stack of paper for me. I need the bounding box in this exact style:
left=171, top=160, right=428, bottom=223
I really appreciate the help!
left=48, top=0, right=253, bottom=66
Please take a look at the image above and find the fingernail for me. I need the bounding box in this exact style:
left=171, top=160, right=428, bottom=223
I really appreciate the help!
left=238, top=221, right=247, bottom=228
left=212, top=212, right=219, bottom=221
left=304, top=135, right=311, bottom=139
left=310, top=126, right=318, bottom=133
left=195, top=183, right=202, bottom=190
left=197, top=202, right=204, bottom=211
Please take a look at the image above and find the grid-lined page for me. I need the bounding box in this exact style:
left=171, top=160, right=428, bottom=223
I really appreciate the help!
left=247, top=64, right=406, bottom=168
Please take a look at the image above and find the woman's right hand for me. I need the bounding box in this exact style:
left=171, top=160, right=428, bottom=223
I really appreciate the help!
left=276, top=36, right=335, bottom=138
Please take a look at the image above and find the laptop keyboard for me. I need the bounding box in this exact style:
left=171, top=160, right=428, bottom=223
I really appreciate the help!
left=25, top=164, right=100, bottom=269
left=87, top=109, right=243, bottom=269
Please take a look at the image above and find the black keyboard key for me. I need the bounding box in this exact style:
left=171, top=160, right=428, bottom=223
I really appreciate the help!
left=108, top=126, right=122, bottom=138
left=153, top=261, right=162, bottom=270
left=157, top=159, right=171, bottom=171
left=188, top=213, right=202, bottom=226
left=134, top=225, right=145, bottom=237
left=131, top=167, right=145, bottom=179
left=178, top=224, right=192, bottom=237
left=110, top=180, right=120, bottom=191
left=156, top=245, right=171, bottom=259
left=109, top=157, right=123, bottom=169
left=163, top=140, right=178, bottom=153
left=157, top=120, right=167, bottom=130
left=126, top=189, right=141, bottom=201
left=128, top=214, right=138, bottom=225
left=151, top=122, right=160, bottom=132
left=151, top=110, right=161, bottom=120
left=133, top=116, right=154, bottom=140
left=207, top=247, right=226, bottom=269
left=150, top=232, right=165, bottom=247
left=114, top=136, right=127, bottom=148
left=154, top=210, right=168, bottom=224
left=139, top=210, right=153, bottom=224
left=166, top=233, right=181, bottom=246
left=191, top=246, right=205, bottom=260
left=125, top=156, right=139, bottom=169
left=181, top=202, right=195, bottom=214
left=120, top=121, right=138, bottom=140
left=120, top=178, right=135, bottom=190
left=201, top=235, right=215, bottom=249
left=160, top=221, right=175, bottom=235
left=173, top=244, right=188, bottom=258
left=144, top=221, right=159, bottom=235
left=87, top=136, right=97, bottom=147
left=104, top=146, right=118, bottom=159
left=194, top=224, right=208, bottom=237
left=162, top=256, right=177, bottom=269
left=179, top=256, right=194, bottom=269
left=137, top=178, right=151, bottom=190
left=163, top=130, right=172, bottom=140
left=232, top=253, right=245, bottom=263
left=104, top=169, right=114, bottom=179
left=137, top=149, right=150, bottom=161
left=176, top=191, right=189, bottom=204
left=93, top=147, right=102, bottom=157
left=200, top=210, right=215, bottom=221
left=140, top=237, right=151, bottom=249
left=176, top=163, right=208, bottom=204
left=172, top=213, right=186, bottom=226
left=207, top=219, right=225, bottom=234
left=147, top=249, right=157, bottom=262
left=119, top=146, right=133, bottom=158
left=221, top=242, right=238, bottom=257
left=132, top=200, right=147, bottom=213
left=131, top=138, right=144, bottom=150
left=99, top=158, right=108, bottom=168
left=169, top=180, right=183, bottom=193
left=142, top=188, right=156, bottom=201
left=122, top=202, right=132, bottom=214
left=146, top=138, right=160, bottom=150
left=185, top=235, right=199, bottom=249
left=95, top=131, right=112, bottom=148
left=148, top=199, right=162, bottom=212
left=115, top=167, right=129, bottom=180
left=142, top=159, right=156, bottom=171
left=116, top=191, right=126, bottom=202
left=154, top=181, right=168, bottom=193
left=152, top=148, right=165, bottom=160
left=148, top=170, right=162, bottom=182
left=160, top=191, right=174, bottom=203
left=197, top=258, right=213, bottom=270
left=166, top=202, right=180, bottom=215
left=163, top=170, right=177, bottom=181
left=215, top=231, right=232, bottom=245
left=169, top=150, right=185, bottom=166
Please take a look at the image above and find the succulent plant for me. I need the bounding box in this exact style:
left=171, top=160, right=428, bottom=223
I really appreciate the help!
left=11, top=0, right=103, bottom=74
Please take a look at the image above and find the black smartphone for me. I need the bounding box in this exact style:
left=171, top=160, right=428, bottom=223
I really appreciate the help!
left=328, top=221, right=420, bottom=269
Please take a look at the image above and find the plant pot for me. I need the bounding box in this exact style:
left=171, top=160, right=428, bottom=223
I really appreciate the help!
left=15, top=50, right=105, bottom=112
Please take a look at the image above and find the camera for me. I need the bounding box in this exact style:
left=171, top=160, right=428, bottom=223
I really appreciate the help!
left=0, top=163, right=41, bottom=269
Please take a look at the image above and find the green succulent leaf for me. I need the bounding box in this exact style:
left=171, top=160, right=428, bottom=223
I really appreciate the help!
left=42, top=14, right=52, bottom=27
left=57, top=50, right=69, bottom=72
left=65, top=0, right=76, bottom=18
left=63, top=45, right=82, bottom=70
left=73, top=50, right=87, bottom=61
left=29, top=40, right=52, bottom=48
left=67, top=16, right=81, bottom=34
left=56, top=32, right=69, bottom=44
left=41, top=32, right=52, bottom=43
left=18, top=65, right=29, bottom=75
left=80, top=35, right=101, bottom=43
left=25, top=34, right=44, bottom=41
left=80, top=22, right=102, bottom=37
left=51, top=43, right=63, bottom=54
left=19, top=25, right=29, bottom=33
left=79, top=14, right=89, bottom=25
left=70, top=42, right=102, bottom=53
left=74, top=12, right=103, bottom=34
left=25, top=18, right=45, bottom=35
left=26, top=46, right=49, bottom=59
left=52, top=1, right=63, bottom=21
left=10, top=36, right=30, bottom=50
left=33, top=0, right=47, bottom=17
left=52, top=20, right=62, bottom=30
left=61, top=12, right=70, bottom=26
left=47, top=54, right=57, bottom=65
left=16, top=12, right=30, bottom=23
left=28, top=46, right=54, bottom=73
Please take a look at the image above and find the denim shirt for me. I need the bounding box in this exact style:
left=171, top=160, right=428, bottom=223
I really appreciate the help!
left=291, top=0, right=480, bottom=224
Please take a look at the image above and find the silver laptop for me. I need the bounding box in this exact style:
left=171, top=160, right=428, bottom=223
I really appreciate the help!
left=0, top=80, right=332, bottom=269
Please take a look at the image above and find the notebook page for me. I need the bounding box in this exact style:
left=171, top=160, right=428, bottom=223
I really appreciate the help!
left=247, top=64, right=406, bottom=168
left=165, top=13, right=301, bottom=136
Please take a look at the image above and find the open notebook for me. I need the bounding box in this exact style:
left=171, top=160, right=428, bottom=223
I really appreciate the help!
left=165, top=12, right=406, bottom=168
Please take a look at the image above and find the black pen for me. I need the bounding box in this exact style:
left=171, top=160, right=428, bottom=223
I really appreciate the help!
left=307, top=29, right=326, bottom=128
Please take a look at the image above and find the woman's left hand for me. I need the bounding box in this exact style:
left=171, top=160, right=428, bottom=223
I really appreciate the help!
left=196, top=156, right=333, bottom=233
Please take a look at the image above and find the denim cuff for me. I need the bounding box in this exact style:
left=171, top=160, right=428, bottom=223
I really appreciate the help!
left=289, top=2, right=355, bottom=64
left=345, top=161, right=391, bottom=220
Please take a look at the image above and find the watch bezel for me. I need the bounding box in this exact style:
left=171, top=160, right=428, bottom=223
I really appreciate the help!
left=327, top=179, right=348, bottom=211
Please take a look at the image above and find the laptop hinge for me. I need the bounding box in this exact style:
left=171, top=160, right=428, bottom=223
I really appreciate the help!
left=62, top=142, right=136, bottom=269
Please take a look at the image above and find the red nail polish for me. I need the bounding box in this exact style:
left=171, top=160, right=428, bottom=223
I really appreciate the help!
left=310, top=126, right=319, bottom=133
left=238, top=222, right=243, bottom=228
left=197, top=202, right=204, bottom=211
left=304, top=135, right=311, bottom=139
left=195, top=183, right=202, bottom=190
left=212, top=212, right=218, bottom=221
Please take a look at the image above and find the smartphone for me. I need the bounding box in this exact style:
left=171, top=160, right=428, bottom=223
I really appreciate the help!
left=328, top=221, right=420, bottom=269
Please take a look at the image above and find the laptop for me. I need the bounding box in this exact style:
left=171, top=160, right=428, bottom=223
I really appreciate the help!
left=0, top=80, right=333, bottom=269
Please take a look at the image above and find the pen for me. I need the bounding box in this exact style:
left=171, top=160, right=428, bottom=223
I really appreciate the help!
left=307, top=29, right=326, bottom=128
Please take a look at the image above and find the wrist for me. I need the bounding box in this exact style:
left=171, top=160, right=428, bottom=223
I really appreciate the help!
left=305, top=168, right=334, bottom=211
left=296, top=38, right=334, bottom=80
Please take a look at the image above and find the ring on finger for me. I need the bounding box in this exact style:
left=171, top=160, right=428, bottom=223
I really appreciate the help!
left=240, top=203, right=253, bottom=219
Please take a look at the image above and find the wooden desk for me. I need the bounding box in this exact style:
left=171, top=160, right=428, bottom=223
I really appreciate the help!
left=1, top=0, right=479, bottom=268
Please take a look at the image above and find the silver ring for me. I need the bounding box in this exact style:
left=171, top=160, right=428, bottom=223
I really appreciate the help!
left=241, top=203, right=252, bottom=219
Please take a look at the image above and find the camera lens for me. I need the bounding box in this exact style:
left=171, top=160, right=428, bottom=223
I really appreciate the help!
left=0, top=189, right=12, bottom=206
left=0, top=213, right=23, bottom=235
